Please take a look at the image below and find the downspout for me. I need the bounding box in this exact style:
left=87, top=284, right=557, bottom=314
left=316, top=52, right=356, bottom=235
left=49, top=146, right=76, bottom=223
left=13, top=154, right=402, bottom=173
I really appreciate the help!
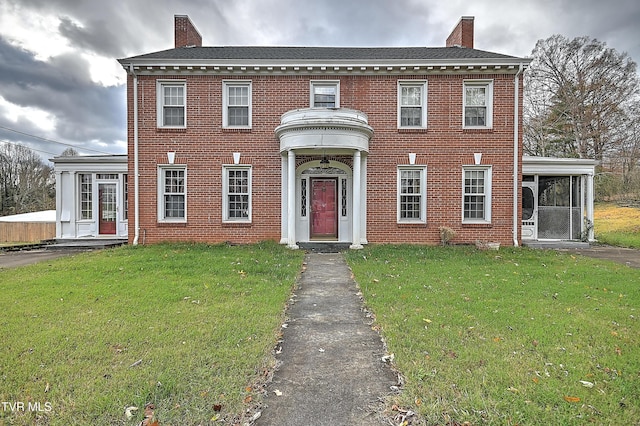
left=512, top=63, right=524, bottom=247
left=129, top=64, right=140, bottom=245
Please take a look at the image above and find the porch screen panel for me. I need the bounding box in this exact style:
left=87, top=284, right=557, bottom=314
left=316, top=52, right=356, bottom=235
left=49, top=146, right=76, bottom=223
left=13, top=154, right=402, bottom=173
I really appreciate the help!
left=537, top=176, right=581, bottom=239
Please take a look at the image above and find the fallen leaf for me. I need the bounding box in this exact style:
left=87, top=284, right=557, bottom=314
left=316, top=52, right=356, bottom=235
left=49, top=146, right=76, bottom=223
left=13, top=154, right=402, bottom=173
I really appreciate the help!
left=423, top=318, right=432, bottom=324
left=124, top=406, right=138, bottom=419
left=615, top=347, right=622, bottom=356
left=245, top=386, right=253, bottom=392
left=532, top=377, right=539, bottom=384
left=213, top=404, right=222, bottom=412
left=564, top=396, right=581, bottom=403
left=507, top=387, right=519, bottom=394
left=244, top=395, right=253, bottom=404
left=274, top=389, right=283, bottom=396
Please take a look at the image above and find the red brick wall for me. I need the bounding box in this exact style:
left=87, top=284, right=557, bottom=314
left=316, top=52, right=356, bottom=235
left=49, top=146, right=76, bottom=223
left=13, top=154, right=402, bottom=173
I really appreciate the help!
left=174, top=15, right=202, bottom=48
left=126, top=72, right=523, bottom=246
left=446, top=17, right=474, bottom=49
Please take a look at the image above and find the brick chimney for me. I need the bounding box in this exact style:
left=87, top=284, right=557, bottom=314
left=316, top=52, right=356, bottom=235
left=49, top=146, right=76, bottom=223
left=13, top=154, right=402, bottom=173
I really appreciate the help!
left=175, top=15, right=202, bottom=48
left=446, top=16, right=474, bottom=49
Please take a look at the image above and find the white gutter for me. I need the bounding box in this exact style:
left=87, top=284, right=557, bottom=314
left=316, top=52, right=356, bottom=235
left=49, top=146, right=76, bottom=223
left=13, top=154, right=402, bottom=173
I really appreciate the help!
left=512, top=63, right=524, bottom=247
left=129, top=65, right=140, bottom=245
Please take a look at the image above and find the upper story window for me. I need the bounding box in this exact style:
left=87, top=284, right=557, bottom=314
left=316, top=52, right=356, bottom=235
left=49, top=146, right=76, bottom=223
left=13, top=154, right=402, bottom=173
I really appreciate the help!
left=157, top=81, right=186, bottom=128
left=462, top=166, right=492, bottom=223
left=158, top=166, right=186, bottom=222
left=463, top=80, right=493, bottom=128
left=398, top=81, right=427, bottom=128
left=397, top=166, right=427, bottom=223
left=311, top=81, right=340, bottom=108
left=223, top=81, right=252, bottom=128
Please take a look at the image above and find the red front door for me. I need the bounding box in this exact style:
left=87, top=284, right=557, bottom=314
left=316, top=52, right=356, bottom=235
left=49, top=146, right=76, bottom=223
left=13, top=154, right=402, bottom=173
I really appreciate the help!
left=311, top=178, right=338, bottom=239
left=98, top=183, right=117, bottom=235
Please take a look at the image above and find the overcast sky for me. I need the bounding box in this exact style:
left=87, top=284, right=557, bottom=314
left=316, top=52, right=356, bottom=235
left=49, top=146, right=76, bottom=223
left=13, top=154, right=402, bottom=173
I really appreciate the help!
left=1, top=0, right=639, bottom=161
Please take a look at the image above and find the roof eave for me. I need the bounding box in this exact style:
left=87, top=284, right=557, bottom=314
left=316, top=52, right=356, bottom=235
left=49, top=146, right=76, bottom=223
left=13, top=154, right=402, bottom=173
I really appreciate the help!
left=118, top=57, right=531, bottom=73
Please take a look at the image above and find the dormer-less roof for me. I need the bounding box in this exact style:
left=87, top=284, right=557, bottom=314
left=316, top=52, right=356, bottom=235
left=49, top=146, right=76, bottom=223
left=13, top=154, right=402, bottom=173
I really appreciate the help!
left=118, top=45, right=529, bottom=75
left=121, top=45, right=519, bottom=62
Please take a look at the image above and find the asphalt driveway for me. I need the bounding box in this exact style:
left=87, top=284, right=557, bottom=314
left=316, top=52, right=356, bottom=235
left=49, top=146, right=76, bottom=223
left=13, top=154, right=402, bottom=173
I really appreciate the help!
left=0, top=249, right=78, bottom=269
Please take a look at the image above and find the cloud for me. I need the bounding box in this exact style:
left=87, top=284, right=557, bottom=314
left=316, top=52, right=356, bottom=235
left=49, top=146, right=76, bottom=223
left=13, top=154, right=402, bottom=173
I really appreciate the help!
left=0, top=37, right=125, bottom=156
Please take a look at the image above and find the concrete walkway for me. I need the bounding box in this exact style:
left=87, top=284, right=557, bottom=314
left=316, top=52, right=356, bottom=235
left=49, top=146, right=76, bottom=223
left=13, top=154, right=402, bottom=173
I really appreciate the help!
left=257, top=253, right=398, bottom=426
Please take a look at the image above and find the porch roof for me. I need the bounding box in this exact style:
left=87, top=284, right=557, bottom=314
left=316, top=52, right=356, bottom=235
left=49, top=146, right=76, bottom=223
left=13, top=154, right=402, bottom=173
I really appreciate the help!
left=522, top=156, right=597, bottom=176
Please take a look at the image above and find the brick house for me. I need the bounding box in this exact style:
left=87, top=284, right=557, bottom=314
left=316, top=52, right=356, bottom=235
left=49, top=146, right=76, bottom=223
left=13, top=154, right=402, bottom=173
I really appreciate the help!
left=115, top=15, right=594, bottom=248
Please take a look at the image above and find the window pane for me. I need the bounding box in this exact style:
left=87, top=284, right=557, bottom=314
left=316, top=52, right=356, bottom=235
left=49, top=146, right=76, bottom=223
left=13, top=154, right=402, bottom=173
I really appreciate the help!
left=228, top=86, right=248, bottom=106
left=165, top=194, right=185, bottom=218
left=228, top=106, right=249, bottom=126
left=163, top=106, right=185, bottom=126
left=164, top=86, right=184, bottom=106
left=314, top=85, right=337, bottom=107
left=465, top=87, right=486, bottom=106
left=465, top=107, right=486, bottom=126
left=464, top=195, right=485, bottom=219
left=401, top=107, right=422, bottom=126
left=401, top=86, right=422, bottom=106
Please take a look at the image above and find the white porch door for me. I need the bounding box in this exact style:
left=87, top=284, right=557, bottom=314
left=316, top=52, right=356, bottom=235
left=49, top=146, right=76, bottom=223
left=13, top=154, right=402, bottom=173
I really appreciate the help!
left=521, top=181, right=536, bottom=240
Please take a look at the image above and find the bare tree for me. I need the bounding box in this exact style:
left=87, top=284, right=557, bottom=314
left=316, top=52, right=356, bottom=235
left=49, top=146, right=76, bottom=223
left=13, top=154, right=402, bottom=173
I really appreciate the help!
left=524, top=35, right=639, bottom=161
left=0, top=144, right=55, bottom=215
left=60, top=147, right=79, bottom=156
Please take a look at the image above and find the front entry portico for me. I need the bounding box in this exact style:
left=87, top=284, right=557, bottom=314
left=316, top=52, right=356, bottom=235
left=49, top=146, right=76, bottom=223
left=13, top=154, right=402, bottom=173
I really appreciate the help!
left=276, top=108, right=372, bottom=249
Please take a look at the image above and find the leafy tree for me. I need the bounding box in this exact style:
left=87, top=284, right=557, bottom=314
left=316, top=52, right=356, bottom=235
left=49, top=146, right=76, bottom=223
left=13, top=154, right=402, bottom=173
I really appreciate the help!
left=524, top=35, right=639, bottom=162
left=0, top=144, right=55, bottom=215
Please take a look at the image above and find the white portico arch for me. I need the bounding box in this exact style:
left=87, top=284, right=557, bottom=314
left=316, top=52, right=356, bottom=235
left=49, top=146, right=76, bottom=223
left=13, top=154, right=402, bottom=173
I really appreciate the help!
left=276, top=108, right=372, bottom=249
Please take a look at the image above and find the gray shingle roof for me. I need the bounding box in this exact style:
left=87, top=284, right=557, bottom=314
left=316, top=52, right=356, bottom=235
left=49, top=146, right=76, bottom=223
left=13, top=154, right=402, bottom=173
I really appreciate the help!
left=120, top=46, right=521, bottom=62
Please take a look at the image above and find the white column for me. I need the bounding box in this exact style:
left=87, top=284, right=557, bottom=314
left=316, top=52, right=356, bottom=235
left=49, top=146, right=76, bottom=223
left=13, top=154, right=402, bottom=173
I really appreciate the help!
left=287, top=150, right=298, bottom=249
left=280, top=154, right=288, bottom=244
left=350, top=150, right=363, bottom=249
left=586, top=172, right=595, bottom=242
left=55, top=171, right=62, bottom=239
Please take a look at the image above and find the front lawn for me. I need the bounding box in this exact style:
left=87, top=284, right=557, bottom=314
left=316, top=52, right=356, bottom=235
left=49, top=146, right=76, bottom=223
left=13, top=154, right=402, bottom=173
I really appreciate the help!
left=594, top=203, right=640, bottom=249
left=346, top=245, right=640, bottom=425
left=0, top=242, right=304, bottom=425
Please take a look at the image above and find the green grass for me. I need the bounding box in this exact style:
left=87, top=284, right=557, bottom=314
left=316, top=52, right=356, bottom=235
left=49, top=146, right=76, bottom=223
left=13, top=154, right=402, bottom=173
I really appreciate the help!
left=345, top=245, right=640, bottom=425
left=0, top=242, right=304, bottom=425
left=594, top=203, right=640, bottom=249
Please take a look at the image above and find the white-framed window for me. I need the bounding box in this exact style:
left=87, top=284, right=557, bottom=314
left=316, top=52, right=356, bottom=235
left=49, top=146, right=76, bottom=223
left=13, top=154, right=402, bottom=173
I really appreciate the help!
left=79, top=173, right=92, bottom=220
left=463, top=80, right=493, bottom=128
left=462, top=166, right=492, bottom=223
left=223, top=81, right=252, bottom=128
left=398, top=80, right=427, bottom=128
left=310, top=81, right=340, bottom=108
left=157, top=81, right=186, bottom=128
left=158, top=166, right=186, bottom=222
left=122, top=174, right=128, bottom=221
left=397, top=166, right=427, bottom=223
left=223, top=165, right=252, bottom=222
